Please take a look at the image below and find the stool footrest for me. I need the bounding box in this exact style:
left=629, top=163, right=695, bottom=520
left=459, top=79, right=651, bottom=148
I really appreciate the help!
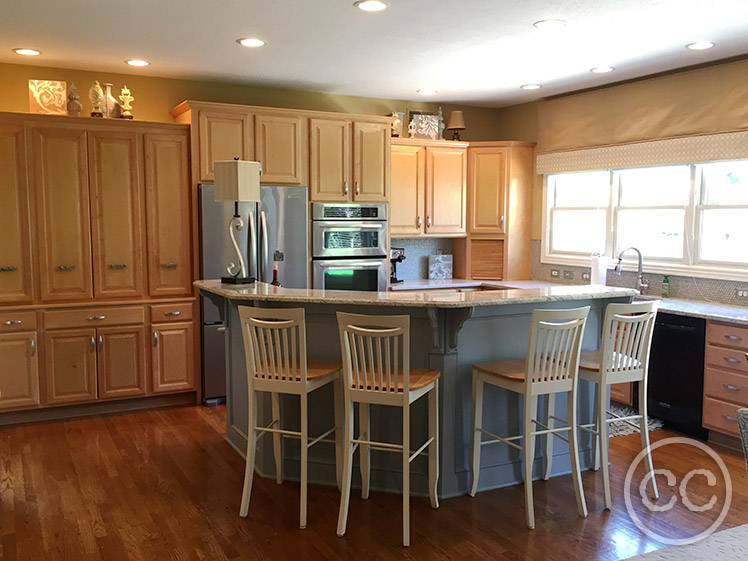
left=477, top=428, right=524, bottom=451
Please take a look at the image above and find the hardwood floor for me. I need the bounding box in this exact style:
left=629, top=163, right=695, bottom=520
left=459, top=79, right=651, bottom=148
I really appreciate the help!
left=1, top=405, right=746, bottom=560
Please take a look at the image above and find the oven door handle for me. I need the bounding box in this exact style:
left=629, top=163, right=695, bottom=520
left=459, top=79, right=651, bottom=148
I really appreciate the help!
left=319, top=262, right=383, bottom=269
left=315, top=222, right=384, bottom=229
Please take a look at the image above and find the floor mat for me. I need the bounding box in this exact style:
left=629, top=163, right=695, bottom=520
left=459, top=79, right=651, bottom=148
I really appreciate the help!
left=608, top=403, right=664, bottom=437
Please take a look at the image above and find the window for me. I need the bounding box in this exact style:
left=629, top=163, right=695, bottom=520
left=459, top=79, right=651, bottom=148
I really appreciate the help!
left=543, top=160, right=748, bottom=279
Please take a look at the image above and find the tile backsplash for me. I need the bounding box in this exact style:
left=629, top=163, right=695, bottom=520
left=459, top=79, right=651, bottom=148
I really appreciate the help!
left=391, top=238, right=453, bottom=281
left=530, top=240, right=748, bottom=306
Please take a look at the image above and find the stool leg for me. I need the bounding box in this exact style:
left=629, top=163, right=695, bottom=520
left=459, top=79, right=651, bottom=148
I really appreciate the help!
left=359, top=402, right=371, bottom=500
left=598, top=380, right=612, bottom=510
left=568, top=389, right=588, bottom=518
left=271, top=392, right=283, bottom=484
left=333, top=377, right=343, bottom=492
left=543, top=393, right=555, bottom=481
left=523, top=393, right=537, bottom=529
left=428, top=382, right=439, bottom=509
left=402, top=402, right=411, bottom=547
left=299, top=393, right=308, bottom=529
left=239, top=388, right=257, bottom=518
left=639, top=380, right=659, bottom=500
left=592, top=381, right=602, bottom=471
left=468, top=372, right=483, bottom=497
left=337, top=397, right=355, bottom=537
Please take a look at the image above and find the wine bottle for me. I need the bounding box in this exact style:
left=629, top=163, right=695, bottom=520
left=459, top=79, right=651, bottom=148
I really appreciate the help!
left=270, top=263, right=281, bottom=287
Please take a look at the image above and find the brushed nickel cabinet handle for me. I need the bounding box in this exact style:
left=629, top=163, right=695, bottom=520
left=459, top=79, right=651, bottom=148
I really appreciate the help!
left=90, top=337, right=96, bottom=352
left=723, top=384, right=740, bottom=391
left=153, top=332, right=159, bottom=346
left=217, top=327, right=226, bottom=333
left=427, top=216, right=432, bottom=228
left=723, top=415, right=737, bottom=422
left=108, top=264, right=127, bottom=270
left=344, top=181, right=349, bottom=196
left=417, top=216, right=422, bottom=228
left=87, top=315, right=106, bottom=321
left=3, top=320, right=22, bottom=326
left=355, top=181, right=360, bottom=196
left=0, top=266, right=17, bottom=273
left=30, top=339, right=36, bottom=356
left=164, top=311, right=181, bottom=316
left=724, top=334, right=743, bottom=342
left=723, top=356, right=740, bottom=364
left=98, top=335, right=103, bottom=349
left=161, top=263, right=178, bottom=269
left=57, top=265, right=76, bottom=272
left=501, top=215, right=505, bottom=230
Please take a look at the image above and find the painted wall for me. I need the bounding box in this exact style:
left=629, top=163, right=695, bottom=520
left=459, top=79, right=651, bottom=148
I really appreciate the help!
left=0, top=61, right=506, bottom=141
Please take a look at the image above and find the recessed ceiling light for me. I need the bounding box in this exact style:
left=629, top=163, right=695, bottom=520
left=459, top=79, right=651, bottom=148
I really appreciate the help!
left=237, top=38, right=266, bottom=48
left=126, top=59, right=150, bottom=67
left=416, top=87, right=438, bottom=95
left=686, top=41, right=714, bottom=50
left=520, top=84, right=542, bottom=90
left=354, top=0, right=388, bottom=12
left=590, top=66, right=615, bottom=73
left=13, top=48, right=41, bottom=56
left=533, top=19, right=566, bottom=30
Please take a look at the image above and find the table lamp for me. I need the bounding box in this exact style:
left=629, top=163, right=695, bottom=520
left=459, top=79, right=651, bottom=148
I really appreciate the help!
left=446, top=110, right=466, bottom=140
left=214, top=159, right=261, bottom=284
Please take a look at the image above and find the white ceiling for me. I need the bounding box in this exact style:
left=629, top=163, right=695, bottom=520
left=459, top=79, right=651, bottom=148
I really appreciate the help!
left=3, top=0, right=748, bottom=108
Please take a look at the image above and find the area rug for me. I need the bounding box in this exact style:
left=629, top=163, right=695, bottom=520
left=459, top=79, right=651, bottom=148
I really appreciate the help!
left=622, top=524, right=748, bottom=559
left=608, top=404, right=664, bottom=438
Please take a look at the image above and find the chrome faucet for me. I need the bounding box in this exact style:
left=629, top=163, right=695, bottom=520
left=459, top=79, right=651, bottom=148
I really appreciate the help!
left=614, top=247, right=649, bottom=293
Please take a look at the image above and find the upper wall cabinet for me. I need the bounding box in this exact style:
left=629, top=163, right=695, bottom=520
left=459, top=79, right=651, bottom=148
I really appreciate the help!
left=0, top=125, right=34, bottom=304
left=469, top=146, right=508, bottom=234
left=254, top=112, right=308, bottom=185
left=310, top=118, right=351, bottom=201
left=390, top=144, right=425, bottom=236
left=33, top=126, right=94, bottom=302
left=353, top=122, right=389, bottom=202
left=425, top=145, right=467, bottom=235
left=196, top=107, right=253, bottom=182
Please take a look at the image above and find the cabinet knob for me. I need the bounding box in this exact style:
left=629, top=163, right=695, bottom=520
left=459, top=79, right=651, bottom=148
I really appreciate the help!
left=344, top=181, right=349, bottom=196
left=57, top=265, right=76, bottom=272
left=417, top=216, right=422, bottom=228
left=161, top=263, right=178, bottom=269
left=0, top=266, right=17, bottom=273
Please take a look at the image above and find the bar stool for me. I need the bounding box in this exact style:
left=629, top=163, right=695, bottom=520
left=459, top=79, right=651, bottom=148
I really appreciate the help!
left=237, top=306, right=342, bottom=528
left=549, top=300, right=659, bottom=510
left=336, top=312, right=440, bottom=547
left=469, top=306, right=590, bottom=529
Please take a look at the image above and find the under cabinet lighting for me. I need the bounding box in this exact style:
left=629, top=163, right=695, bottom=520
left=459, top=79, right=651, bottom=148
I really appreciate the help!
left=686, top=41, right=714, bottom=50
left=126, top=59, right=150, bottom=66
left=13, top=48, right=41, bottom=56
left=354, top=1, right=388, bottom=12
left=237, top=38, right=266, bottom=48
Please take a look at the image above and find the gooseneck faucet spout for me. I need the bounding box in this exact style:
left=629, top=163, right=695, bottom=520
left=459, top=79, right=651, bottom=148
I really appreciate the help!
left=614, top=247, right=649, bottom=293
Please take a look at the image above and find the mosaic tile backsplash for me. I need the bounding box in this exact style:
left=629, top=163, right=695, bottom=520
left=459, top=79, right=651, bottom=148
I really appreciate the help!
left=530, top=240, right=748, bottom=307
left=391, top=238, right=453, bottom=281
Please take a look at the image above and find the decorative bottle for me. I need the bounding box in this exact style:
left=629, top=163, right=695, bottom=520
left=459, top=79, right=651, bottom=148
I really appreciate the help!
left=270, top=263, right=281, bottom=287
left=661, top=274, right=670, bottom=298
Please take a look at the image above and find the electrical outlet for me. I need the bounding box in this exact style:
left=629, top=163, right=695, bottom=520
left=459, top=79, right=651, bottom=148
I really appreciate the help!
left=737, top=289, right=748, bottom=299
left=550, top=269, right=560, bottom=278
left=563, top=270, right=574, bottom=280
left=582, top=272, right=591, bottom=281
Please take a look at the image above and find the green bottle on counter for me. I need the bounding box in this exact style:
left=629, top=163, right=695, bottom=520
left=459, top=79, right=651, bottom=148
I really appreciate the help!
left=661, top=274, right=670, bottom=298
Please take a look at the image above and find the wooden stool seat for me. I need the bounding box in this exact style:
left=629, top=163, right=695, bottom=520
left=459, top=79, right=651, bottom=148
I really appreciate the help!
left=473, top=359, right=526, bottom=380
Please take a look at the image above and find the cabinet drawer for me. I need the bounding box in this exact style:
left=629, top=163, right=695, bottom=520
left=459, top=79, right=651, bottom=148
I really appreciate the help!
left=704, top=368, right=748, bottom=406
left=150, top=302, right=193, bottom=323
left=705, top=344, right=748, bottom=373
left=707, top=323, right=748, bottom=352
left=44, top=306, right=145, bottom=329
left=703, top=396, right=742, bottom=436
left=0, top=311, right=37, bottom=332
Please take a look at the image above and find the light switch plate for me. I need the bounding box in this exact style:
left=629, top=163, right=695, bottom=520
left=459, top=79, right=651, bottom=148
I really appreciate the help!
left=582, top=272, right=591, bottom=281
left=550, top=269, right=560, bottom=278
left=563, top=270, right=574, bottom=280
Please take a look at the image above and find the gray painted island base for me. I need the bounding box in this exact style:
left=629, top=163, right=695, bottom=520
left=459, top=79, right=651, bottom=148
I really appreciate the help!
left=197, top=280, right=634, bottom=499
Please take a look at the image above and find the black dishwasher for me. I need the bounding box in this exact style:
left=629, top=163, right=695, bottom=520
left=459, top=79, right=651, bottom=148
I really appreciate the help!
left=647, top=311, right=709, bottom=439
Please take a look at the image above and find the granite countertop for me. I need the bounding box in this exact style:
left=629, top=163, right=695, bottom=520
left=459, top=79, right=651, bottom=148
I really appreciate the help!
left=390, top=279, right=560, bottom=291
left=641, top=296, right=748, bottom=326
left=194, top=279, right=637, bottom=309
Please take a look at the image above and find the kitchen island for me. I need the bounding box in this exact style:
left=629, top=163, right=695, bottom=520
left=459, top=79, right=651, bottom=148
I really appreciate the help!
left=196, top=279, right=637, bottom=498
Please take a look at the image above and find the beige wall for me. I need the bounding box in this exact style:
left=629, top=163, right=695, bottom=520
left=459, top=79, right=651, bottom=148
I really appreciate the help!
left=0, top=62, right=506, bottom=141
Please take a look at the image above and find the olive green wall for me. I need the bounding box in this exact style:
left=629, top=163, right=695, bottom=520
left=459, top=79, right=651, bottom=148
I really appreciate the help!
left=0, top=62, right=506, bottom=141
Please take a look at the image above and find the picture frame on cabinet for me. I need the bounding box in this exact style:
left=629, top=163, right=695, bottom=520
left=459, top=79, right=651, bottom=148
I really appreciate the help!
left=407, top=110, right=439, bottom=140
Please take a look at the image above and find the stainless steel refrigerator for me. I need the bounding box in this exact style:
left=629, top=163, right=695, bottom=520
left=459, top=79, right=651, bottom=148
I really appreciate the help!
left=199, top=184, right=308, bottom=404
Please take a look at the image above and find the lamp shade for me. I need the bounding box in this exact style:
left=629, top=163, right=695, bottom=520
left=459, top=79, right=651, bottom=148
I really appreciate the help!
left=447, top=110, right=466, bottom=130
left=214, top=160, right=261, bottom=202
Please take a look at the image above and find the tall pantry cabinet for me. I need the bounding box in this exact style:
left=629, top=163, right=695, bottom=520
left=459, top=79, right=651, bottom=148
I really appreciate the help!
left=0, top=112, right=197, bottom=420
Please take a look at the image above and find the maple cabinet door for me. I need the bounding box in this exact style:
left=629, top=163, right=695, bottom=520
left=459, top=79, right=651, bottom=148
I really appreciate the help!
left=34, top=127, right=94, bottom=302
left=390, top=145, right=425, bottom=236
left=197, top=109, right=253, bottom=182
left=353, top=122, right=389, bottom=202
left=310, top=118, right=351, bottom=202
left=88, top=131, right=146, bottom=299
left=255, top=112, right=307, bottom=185
left=425, top=146, right=467, bottom=236
left=469, top=147, right=508, bottom=234
left=97, top=325, right=147, bottom=399
left=0, top=125, right=34, bottom=304
left=0, top=332, right=40, bottom=410
left=45, top=328, right=98, bottom=405
left=151, top=322, right=195, bottom=393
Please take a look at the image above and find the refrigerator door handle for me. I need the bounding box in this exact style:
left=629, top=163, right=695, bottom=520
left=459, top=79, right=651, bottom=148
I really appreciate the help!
left=248, top=210, right=258, bottom=279
left=260, top=210, right=269, bottom=282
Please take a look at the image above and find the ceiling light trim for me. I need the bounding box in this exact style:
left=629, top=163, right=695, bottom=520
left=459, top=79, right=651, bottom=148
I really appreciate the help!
left=686, top=41, right=715, bottom=50
left=520, top=84, right=542, bottom=90
left=237, top=37, right=267, bottom=48
left=354, top=0, right=388, bottom=12
left=126, top=59, right=150, bottom=67
left=13, top=48, right=41, bottom=56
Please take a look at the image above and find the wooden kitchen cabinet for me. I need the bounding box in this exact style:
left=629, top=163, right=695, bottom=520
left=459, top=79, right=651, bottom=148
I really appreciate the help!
left=88, top=130, right=146, bottom=299
left=196, top=107, right=253, bottom=182
left=144, top=132, right=192, bottom=297
left=0, top=331, right=40, bottom=410
left=310, top=118, right=352, bottom=201
left=0, top=125, right=34, bottom=304
left=151, top=321, right=195, bottom=393
left=425, top=145, right=467, bottom=235
left=353, top=122, right=389, bottom=202
left=390, top=144, right=425, bottom=236
left=33, top=126, right=94, bottom=302
left=255, top=112, right=307, bottom=185
left=96, top=325, right=147, bottom=399
left=469, top=146, right=508, bottom=234
left=44, top=328, right=98, bottom=405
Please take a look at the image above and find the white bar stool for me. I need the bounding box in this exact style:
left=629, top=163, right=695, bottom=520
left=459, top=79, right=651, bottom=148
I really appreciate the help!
left=336, top=312, right=440, bottom=547
left=468, top=306, right=590, bottom=529
left=237, top=306, right=342, bottom=528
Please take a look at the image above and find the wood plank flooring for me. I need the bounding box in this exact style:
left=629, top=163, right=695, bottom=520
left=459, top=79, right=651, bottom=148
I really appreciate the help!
left=1, top=405, right=746, bottom=560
